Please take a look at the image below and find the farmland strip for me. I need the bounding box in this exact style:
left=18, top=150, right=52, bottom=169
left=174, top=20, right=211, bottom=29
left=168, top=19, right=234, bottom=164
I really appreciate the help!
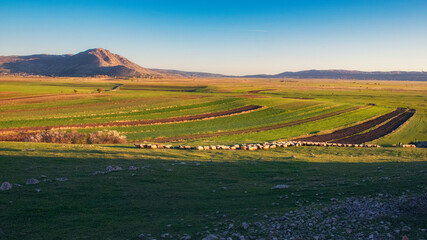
left=147, top=106, right=363, bottom=143
left=294, top=108, right=406, bottom=142
left=0, top=105, right=262, bottom=133
left=332, top=109, right=415, bottom=144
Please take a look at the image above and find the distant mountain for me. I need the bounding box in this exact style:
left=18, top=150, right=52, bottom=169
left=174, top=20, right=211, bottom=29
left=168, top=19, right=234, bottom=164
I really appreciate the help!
left=151, top=68, right=230, bottom=78
left=1, top=49, right=426, bottom=81
left=0, top=48, right=167, bottom=78
left=243, top=70, right=427, bottom=81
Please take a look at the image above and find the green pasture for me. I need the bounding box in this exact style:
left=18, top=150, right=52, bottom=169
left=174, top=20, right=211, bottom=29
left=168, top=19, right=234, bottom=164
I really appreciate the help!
left=0, top=77, right=426, bottom=239
left=0, top=77, right=425, bottom=145
left=0, top=142, right=426, bottom=239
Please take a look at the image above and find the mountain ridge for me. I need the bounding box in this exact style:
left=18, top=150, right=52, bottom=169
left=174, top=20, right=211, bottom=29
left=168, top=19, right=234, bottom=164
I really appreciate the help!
left=1, top=49, right=426, bottom=81
left=0, top=48, right=166, bottom=78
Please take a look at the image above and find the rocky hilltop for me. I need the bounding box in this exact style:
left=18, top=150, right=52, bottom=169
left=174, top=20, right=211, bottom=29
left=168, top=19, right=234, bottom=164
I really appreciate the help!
left=0, top=48, right=165, bottom=78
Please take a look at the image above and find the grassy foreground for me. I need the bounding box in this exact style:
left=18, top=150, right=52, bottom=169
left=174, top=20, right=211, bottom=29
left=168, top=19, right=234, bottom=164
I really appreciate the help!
left=0, top=142, right=426, bottom=239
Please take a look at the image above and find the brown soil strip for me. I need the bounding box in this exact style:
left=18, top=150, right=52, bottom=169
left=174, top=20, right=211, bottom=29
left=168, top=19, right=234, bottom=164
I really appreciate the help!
left=294, top=108, right=406, bottom=142
left=282, top=97, right=315, bottom=100
left=247, top=89, right=276, bottom=94
left=1, top=95, right=204, bottom=113
left=146, top=106, right=363, bottom=143
left=0, top=93, right=100, bottom=105
left=0, top=105, right=262, bottom=134
left=235, top=95, right=270, bottom=98
left=331, top=109, right=415, bottom=144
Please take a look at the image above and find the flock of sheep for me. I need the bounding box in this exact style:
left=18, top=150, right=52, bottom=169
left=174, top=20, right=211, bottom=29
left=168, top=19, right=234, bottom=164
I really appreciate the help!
left=134, top=140, right=395, bottom=151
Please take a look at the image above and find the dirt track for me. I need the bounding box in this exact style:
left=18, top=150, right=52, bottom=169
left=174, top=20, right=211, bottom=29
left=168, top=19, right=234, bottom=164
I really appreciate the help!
left=0, top=105, right=262, bottom=134
left=295, top=108, right=406, bottom=142
left=146, top=106, right=362, bottom=143
left=332, top=109, right=415, bottom=144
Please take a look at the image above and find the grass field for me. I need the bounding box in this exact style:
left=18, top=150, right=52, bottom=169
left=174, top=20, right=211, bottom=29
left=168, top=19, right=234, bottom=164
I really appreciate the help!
left=0, top=76, right=426, bottom=239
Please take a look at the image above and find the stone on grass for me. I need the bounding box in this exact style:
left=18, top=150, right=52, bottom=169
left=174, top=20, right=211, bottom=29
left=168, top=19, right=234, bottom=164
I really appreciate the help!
left=242, top=222, right=249, bottom=230
left=55, top=177, right=68, bottom=182
left=128, top=166, right=139, bottom=170
left=106, top=166, right=122, bottom=172
left=271, top=184, right=289, bottom=190
left=26, top=178, right=39, bottom=185
left=202, top=234, right=218, bottom=240
left=0, top=182, right=12, bottom=191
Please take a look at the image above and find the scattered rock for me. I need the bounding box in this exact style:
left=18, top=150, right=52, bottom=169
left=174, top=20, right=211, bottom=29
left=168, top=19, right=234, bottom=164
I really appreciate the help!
left=242, top=222, right=249, bottom=230
left=198, top=193, right=427, bottom=239
left=0, top=182, right=12, bottom=191
left=92, top=171, right=105, bottom=175
left=128, top=166, right=139, bottom=170
left=55, top=177, right=68, bottom=182
left=161, top=233, right=170, bottom=238
left=106, top=166, right=122, bottom=172
left=271, top=184, right=289, bottom=190
left=202, top=234, right=218, bottom=240
left=26, top=178, right=39, bottom=185
left=181, top=234, right=191, bottom=240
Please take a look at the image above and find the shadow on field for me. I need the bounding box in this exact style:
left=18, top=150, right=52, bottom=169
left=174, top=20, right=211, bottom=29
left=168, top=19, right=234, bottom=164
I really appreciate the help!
left=0, top=153, right=426, bottom=239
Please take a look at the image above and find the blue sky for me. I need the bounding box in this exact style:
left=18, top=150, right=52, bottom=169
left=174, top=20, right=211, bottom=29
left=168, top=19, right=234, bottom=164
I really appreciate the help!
left=0, top=0, right=426, bottom=75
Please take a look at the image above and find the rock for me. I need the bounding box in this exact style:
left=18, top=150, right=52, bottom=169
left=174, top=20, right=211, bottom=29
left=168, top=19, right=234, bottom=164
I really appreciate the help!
left=35, top=189, right=41, bottom=192
left=55, top=177, right=68, bottom=182
left=138, top=233, right=145, bottom=239
left=40, top=175, right=47, bottom=178
left=161, top=233, right=170, bottom=238
left=242, top=222, right=249, bottom=230
left=202, top=234, right=218, bottom=240
left=92, top=171, right=105, bottom=175
left=271, top=184, right=289, bottom=190
left=291, top=155, right=296, bottom=159
left=26, top=178, right=39, bottom=185
left=128, top=166, right=139, bottom=170
left=0, top=182, right=12, bottom=191
left=106, top=166, right=122, bottom=172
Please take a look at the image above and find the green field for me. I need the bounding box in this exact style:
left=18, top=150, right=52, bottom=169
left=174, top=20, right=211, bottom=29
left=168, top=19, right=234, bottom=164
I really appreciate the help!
left=0, top=76, right=426, bottom=239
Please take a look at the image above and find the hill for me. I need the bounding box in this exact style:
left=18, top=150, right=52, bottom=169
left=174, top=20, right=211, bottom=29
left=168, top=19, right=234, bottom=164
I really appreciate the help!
left=0, top=48, right=166, bottom=78
left=244, top=69, right=427, bottom=81
left=1, top=49, right=426, bottom=80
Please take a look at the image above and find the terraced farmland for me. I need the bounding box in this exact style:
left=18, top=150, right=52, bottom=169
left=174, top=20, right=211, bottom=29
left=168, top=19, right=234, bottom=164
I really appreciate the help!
left=0, top=77, right=424, bottom=145
left=1, top=76, right=426, bottom=240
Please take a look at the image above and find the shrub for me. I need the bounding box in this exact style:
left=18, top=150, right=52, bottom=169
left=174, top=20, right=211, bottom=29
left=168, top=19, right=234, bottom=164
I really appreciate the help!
left=87, top=130, right=127, bottom=144
left=24, top=130, right=127, bottom=144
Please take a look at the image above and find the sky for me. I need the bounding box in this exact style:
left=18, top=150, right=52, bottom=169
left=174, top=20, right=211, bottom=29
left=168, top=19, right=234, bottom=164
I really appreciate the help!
left=0, top=0, right=426, bottom=75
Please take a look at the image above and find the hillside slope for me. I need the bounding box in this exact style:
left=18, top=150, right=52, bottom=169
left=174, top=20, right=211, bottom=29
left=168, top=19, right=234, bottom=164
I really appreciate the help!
left=0, top=48, right=166, bottom=78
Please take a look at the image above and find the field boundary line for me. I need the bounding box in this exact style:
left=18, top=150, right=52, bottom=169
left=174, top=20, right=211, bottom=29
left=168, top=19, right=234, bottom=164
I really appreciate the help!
left=141, top=105, right=365, bottom=143
left=0, top=105, right=263, bottom=135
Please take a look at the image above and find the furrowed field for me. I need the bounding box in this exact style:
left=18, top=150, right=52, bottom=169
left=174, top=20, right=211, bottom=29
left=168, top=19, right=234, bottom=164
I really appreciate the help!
left=0, top=76, right=426, bottom=239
